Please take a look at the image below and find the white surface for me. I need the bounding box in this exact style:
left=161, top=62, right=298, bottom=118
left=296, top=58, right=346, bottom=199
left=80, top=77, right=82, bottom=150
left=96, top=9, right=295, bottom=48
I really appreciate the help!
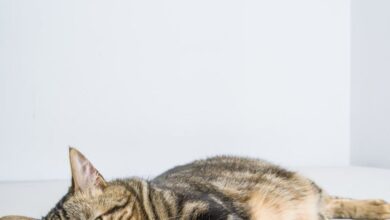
left=0, top=0, right=351, bottom=181
left=351, top=0, right=390, bottom=168
left=1, top=167, right=390, bottom=218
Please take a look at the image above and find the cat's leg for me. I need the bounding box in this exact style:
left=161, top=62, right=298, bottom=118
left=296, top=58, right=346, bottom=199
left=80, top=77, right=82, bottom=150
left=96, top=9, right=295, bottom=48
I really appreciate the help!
left=324, top=196, right=390, bottom=219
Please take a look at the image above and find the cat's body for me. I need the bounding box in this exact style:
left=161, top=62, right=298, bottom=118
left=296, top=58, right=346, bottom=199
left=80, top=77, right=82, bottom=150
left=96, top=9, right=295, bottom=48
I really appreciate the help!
left=2, top=149, right=390, bottom=220
left=150, top=156, right=323, bottom=220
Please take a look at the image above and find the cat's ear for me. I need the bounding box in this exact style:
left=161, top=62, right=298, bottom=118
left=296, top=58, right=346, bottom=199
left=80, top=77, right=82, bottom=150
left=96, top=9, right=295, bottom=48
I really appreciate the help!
left=69, top=147, right=107, bottom=192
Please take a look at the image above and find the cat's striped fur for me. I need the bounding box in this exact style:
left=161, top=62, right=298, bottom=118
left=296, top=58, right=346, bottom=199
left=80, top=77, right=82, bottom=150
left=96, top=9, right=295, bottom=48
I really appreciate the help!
left=2, top=148, right=390, bottom=220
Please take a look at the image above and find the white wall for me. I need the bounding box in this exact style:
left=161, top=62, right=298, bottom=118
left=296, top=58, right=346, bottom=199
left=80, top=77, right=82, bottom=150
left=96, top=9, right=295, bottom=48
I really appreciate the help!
left=351, top=0, right=390, bottom=168
left=0, top=0, right=351, bottom=181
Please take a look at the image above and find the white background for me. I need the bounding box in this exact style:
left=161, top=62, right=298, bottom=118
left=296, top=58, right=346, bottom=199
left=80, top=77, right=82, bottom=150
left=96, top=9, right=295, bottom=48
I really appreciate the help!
left=351, top=0, right=390, bottom=169
left=0, top=0, right=352, bottom=181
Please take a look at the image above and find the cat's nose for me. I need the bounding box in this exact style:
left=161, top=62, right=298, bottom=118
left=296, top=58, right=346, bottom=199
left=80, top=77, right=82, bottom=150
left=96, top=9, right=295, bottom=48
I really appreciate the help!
left=0, top=215, right=37, bottom=220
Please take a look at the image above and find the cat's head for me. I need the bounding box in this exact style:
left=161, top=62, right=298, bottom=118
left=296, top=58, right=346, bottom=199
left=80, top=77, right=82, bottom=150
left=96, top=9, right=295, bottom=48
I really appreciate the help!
left=43, top=148, right=139, bottom=220
left=0, top=148, right=142, bottom=220
left=44, top=148, right=143, bottom=220
left=1, top=148, right=140, bottom=220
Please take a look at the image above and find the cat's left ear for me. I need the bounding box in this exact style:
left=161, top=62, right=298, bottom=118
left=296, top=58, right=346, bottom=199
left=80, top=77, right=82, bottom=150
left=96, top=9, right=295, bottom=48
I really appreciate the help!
left=69, top=147, right=107, bottom=192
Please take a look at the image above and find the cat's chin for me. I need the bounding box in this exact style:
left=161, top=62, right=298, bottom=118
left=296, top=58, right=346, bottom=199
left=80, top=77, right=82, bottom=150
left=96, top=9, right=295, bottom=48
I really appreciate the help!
left=0, top=215, right=37, bottom=220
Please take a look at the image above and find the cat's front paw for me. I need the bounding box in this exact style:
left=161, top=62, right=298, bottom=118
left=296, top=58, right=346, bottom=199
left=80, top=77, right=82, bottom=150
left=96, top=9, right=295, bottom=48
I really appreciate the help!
left=363, top=200, right=390, bottom=219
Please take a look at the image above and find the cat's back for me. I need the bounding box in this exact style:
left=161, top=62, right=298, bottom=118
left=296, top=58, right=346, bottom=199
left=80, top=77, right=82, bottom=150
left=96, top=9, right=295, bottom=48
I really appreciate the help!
left=152, top=155, right=313, bottom=197
left=153, top=155, right=293, bottom=184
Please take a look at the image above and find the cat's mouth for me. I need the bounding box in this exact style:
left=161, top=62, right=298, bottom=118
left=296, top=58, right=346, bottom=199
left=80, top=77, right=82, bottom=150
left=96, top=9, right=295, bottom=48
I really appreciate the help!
left=0, top=215, right=37, bottom=220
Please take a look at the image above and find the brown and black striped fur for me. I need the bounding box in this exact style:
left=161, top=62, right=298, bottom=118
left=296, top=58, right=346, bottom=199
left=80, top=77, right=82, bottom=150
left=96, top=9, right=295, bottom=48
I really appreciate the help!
left=2, top=148, right=390, bottom=220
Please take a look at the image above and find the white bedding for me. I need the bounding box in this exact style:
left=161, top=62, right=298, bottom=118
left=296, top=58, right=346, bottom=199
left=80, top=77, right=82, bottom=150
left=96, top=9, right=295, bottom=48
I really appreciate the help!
left=1, top=166, right=390, bottom=219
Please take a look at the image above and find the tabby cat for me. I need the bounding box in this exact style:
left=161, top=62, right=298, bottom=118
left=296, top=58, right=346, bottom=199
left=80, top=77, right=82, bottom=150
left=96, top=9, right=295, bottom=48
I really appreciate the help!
left=1, top=148, right=390, bottom=220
